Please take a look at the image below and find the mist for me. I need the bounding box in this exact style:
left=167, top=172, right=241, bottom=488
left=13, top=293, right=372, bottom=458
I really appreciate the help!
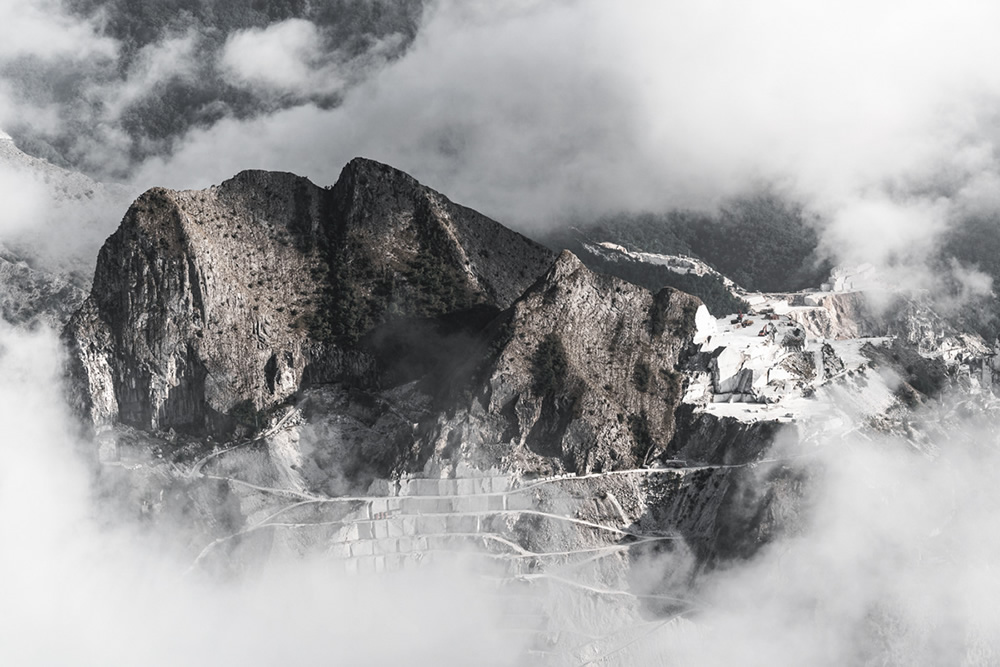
left=0, top=323, right=525, bottom=666
left=5, top=2, right=1000, bottom=665
left=129, top=0, right=1000, bottom=280
left=622, top=397, right=1000, bottom=666
left=6, top=1, right=1000, bottom=279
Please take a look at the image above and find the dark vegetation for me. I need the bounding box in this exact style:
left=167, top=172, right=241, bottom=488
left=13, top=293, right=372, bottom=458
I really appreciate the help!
left=307, top=188, right=480, bottom=351
left=531, top=333, right=568, bottom=397
left=632, top=361, right=651, bottom=393
left=405, top=199, right=479, bottom=317
left=308, top=242, right=384, bottom=347
left=543, top=191, right=832, bottom=312
left=628, top=410, right=654, bottom=463
left=228, top=398, right=265, bottom=437
left=862, top=340, right=950, bottom=405
left=647, top=288, right=702, bottom=339
left=938, top=215, right=1000, bottom=341
left=580, top=250, right=749, bottom=317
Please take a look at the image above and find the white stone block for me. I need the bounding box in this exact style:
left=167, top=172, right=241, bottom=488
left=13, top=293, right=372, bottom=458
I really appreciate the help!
left=418, top=515, right=448, bottom=534
left=447, top=515, right=479, bottom=533
left=694, top=304, right=718, bottom=344
left=329, top=542, right=351, bottom=559
left=351, top=540, right=374, bottom=557
left=387, top=518, right=404, bottom=538
left=356, top=522, right=373, bottom=540
left=455, top=495, right=489, bottom=513
left=490, top=477, right=511, bottom=493
left=413, top=479, right=440, bottom=496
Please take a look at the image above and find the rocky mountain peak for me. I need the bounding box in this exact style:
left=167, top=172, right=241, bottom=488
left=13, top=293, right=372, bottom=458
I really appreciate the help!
left=64, top=159, right=554, bottom=438
left=418, top=249, right=703, bottom=477
left=547, top=248, right=586, bottom=280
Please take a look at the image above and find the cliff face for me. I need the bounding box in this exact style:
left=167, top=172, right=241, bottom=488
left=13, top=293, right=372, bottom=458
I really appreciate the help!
left=418, top=251, right=702, bottom=476
left=0, top=248, right=87, bottom=328
left=64, top=159, right=554, bottom=436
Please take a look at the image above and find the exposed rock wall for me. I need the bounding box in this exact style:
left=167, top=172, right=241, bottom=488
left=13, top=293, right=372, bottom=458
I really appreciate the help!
left=0, top=249, right=86, bottom=328
left=421, top=251, right=703, bottom=476
left=64, top=159, right=554, bottom=437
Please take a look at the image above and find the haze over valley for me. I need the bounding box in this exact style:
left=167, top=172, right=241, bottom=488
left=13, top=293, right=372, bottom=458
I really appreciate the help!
left=5, top=2, right=1000, bottom=665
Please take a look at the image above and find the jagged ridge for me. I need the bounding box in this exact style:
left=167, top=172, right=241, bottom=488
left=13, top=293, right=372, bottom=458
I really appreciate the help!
left=64, top=158, right=554, bottom=437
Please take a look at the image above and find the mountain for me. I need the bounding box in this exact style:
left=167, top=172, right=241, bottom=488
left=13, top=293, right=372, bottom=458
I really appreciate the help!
left=53, top=158, right=1000, bottom=661
left=64, top=158, right=553, bottom=438
left=419, top=250, right=702, bottom=477
left=543, top=192, right=833, bottom=298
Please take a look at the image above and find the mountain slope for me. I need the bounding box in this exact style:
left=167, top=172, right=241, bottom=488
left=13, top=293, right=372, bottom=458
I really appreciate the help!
left=64, top=158, right=554, bottom=437
left=419, top=251, right=703, bottom=477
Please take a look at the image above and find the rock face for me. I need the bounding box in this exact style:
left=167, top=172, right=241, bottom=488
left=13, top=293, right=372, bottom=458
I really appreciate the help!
left=419, top=251, right=703, bottom=476
left=64, top=159, right=554, bottom=436
left=0, top=246, right=87, bottom=328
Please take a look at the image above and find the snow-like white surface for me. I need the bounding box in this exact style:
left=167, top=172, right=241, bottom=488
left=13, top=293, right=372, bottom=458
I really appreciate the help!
left=585, top=242, right=742, bottom=291
left=685, top=293, right=900, bottom=425
left=693, top=304, right=717, bottom=344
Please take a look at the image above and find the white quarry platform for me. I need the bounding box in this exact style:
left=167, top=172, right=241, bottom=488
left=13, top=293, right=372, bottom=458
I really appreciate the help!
left=686, top=295, right=895, bottom=425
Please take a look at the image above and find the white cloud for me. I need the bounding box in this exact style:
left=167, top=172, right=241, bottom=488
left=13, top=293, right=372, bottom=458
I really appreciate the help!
left=0, top=324, right=524, bottom=666
left=0, top=0, right=114, bottom=61
left=101, top=30, right=202, bottom=119
left=134, top=0, right=1000, bottom=279
left=221, top=19, right=333, bottom=94
left=0, top=162, right=49, bottom=236
left=637, top=410, right=1000, bottom=665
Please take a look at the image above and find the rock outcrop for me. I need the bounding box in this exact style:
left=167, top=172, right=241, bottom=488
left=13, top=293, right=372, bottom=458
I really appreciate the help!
left=0, top=246, right=87, bottom=328
left=64, top=159, right=554, bottom=437
left=419, top=251, right=703, bottom=476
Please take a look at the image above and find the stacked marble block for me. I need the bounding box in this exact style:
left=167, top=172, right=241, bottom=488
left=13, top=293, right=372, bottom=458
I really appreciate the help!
left=328, top=475, right=537, bottom=574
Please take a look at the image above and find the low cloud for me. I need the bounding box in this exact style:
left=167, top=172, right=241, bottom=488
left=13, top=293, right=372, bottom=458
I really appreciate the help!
left=8, top=0, right=1000, bottom=284
left=221, top=19, right=343, bottom=96
left=636, top=403, right=1000, bottom=666
left=0, top=161, right=50, bottom=237
left=131, top=0, right=1000, bottom=287
left=0, top=0, right=114, bottom=62
left=0, top=324, right=523, bottom=666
